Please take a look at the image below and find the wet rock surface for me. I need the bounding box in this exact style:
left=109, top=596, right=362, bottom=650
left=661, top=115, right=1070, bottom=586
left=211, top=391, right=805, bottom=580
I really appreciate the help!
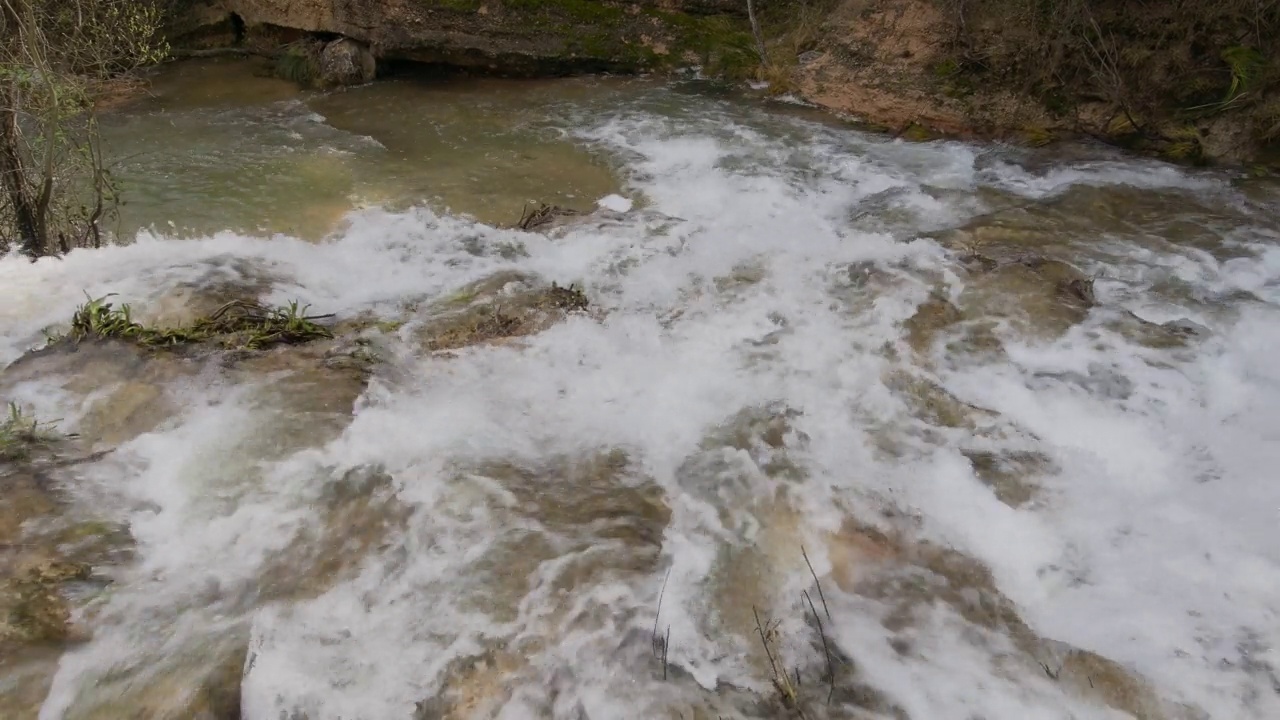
left=2, top=340, right=196, bottom=450
left=826, top=521, right=1204, bottom=720
left=903, top=292, right=962, bottom=354
left=0, top=450, right=136, bottom=718
left=64, top=631, right=249, bottom=720
left=131, top=257, right=277, bottom=330
left=0, top=279, right=375, bottom=719
left=258, top=467, right=411, bottom=602
left=960, top=448, right=1054, bottom=507
left=885, top=370, right=998, bottom=430
left=415, top=272, right=593, bottom=352
left=957, top=254, right=1097, bottom=337
left=1106, top=311, right=1213, bottom=350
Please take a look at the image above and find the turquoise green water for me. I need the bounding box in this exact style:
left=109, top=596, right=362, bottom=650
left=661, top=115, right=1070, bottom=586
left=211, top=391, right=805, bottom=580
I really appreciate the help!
left=103, top=57, right=624, bottom=238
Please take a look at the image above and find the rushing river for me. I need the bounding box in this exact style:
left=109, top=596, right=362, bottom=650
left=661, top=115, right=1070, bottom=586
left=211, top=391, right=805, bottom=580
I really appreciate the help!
left=2, top=56, right=1279, bottom=719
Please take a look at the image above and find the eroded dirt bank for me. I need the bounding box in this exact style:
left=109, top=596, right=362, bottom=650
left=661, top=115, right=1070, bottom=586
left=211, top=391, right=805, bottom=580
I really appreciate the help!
left=788, top=0, right=1280, bottom=166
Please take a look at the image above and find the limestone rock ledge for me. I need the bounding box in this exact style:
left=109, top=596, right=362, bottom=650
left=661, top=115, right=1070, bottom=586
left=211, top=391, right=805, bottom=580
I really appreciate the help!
left=168, top=0, right=755, bottom=76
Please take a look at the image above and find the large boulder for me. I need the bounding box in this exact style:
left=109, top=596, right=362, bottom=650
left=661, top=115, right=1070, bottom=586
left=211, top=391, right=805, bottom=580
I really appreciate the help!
left=318, top=37, right=375, bottom=87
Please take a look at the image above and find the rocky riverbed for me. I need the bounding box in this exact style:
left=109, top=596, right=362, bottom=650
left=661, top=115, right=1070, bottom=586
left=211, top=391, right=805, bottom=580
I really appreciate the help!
left=2, top=59, right=1279, bottom=719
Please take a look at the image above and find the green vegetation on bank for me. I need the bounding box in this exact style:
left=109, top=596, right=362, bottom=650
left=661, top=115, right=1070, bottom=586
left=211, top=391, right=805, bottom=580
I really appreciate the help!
left=519, top=0, right=757, bottom=73
left=419, top=0, right=756, bottom=73
left=935, top=0, right=1280, bottom=159
left=1, top=0, right=170, bottom=258
left=750, top=0, right=836, bottom=92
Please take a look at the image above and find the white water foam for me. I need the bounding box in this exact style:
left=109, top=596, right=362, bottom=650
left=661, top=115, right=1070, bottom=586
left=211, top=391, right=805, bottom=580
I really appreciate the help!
left=4, top=86, right=1278, bottom=719
left=595, top=193, right=633, bottom=213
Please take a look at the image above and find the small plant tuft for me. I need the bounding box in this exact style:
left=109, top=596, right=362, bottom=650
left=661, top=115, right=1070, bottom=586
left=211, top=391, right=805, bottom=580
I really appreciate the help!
left=67, top=293, right=143, bottom=341
left=0, top=403, right=62, bottom=461
left=1221, top=46, right=1265, bottom=107
left=540, top=282, right=590, bottom=312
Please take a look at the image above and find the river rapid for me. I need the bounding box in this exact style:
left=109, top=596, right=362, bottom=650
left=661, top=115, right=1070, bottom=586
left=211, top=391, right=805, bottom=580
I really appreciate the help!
left=1, top=57, right=1279, bottom=720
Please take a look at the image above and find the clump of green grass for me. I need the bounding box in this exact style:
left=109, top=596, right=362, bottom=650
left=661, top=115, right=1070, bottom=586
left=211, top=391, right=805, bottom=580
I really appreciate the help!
left=1157, top=125, right=1206, bottom=164
left=1021, top=126, right=1056, bottom=147
left=274, top=40, right=322, bottom=87
left=0, top=403, right=61, bottom=461
left=60, top=294, right=334, bottom=350
left=1222, top=46, right=1265, bottom=106
left=65, top=293, right=144, bottom=341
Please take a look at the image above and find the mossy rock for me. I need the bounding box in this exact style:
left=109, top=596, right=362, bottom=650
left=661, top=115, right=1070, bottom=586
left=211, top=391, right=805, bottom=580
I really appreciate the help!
left=2, top=561, right=92, bottom=645
left=417, top=276, right=592, bottom=351
left=900, top=121, right=939, bottom=142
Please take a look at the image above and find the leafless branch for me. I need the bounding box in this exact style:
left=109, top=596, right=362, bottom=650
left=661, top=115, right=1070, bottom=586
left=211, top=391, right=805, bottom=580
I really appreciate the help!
left=800, top=545, right=830, bottom=621
left=1, top=0, right=168, bottom=257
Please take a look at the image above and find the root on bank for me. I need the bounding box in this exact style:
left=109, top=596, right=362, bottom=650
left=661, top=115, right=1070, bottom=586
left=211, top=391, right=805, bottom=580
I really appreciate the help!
left=517, top=202, right=581, bottom=231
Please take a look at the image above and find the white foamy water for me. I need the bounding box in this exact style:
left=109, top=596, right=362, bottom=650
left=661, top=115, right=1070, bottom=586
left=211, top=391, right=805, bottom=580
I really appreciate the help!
left=596, top=194, right=634, bottom=213
left=2, top=80, right=1279, bottom=720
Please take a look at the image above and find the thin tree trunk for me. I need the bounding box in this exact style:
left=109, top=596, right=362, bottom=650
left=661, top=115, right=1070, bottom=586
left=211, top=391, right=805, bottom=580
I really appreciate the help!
left=1, top=0, right=48, bottom=257
left=747, top=0, right=768, bottom=67
left=0, top=85, right=43, bottom=257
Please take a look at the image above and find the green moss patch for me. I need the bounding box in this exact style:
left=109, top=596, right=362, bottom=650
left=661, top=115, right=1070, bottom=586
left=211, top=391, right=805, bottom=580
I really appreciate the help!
left=1, top=561, right=91, bottom=645
left=458, top=0, right=754, bottom=73
left=503, top=0, right=626, bottom=25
